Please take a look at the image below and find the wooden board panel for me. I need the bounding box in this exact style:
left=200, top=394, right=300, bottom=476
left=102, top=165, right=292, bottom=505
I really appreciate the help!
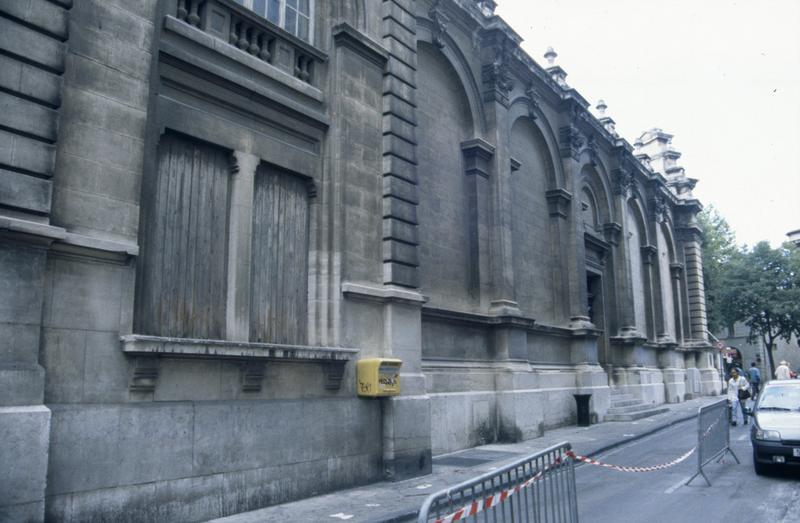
left=136, top=132, right=229, bottom=339
left=249, top=165, right=309, bottom=345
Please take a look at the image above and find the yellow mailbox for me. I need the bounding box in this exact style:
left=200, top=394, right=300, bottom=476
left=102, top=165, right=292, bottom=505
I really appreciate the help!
left=356, top=358, right=402, bottom=397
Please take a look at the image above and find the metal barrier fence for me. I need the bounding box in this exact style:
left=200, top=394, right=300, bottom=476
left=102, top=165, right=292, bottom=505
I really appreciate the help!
left=685, top=398, right=739, bottom=486
left=417, top=442, right=578, bottom=523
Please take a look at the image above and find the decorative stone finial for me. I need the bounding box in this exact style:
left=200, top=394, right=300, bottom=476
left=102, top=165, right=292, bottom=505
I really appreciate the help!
left=544, top=46, right=557, bottom=66
left=596, top=99, right=607, bottom=117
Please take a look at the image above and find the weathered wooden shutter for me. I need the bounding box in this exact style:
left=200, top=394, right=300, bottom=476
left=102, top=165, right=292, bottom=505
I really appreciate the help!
left=249, top=165, right=309, bottom=345
left=136, top=133, right=229, bottom=339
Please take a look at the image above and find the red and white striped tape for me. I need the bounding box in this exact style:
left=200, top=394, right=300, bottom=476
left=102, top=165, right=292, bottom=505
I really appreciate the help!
left=565, top=447, right=695, bottom=473
left=429, top=445, right=698, bottom=523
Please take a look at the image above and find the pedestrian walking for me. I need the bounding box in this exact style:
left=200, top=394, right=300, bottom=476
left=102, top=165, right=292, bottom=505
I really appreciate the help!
left=727, top=368, right=750, bottom=426
left=747, top=362, right=761, bottom=400
left=775, top=360, right=791, bottom=380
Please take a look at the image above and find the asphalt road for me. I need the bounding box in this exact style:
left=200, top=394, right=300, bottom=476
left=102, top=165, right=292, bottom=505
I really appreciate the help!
left=575, top=419, right=800, bottom=523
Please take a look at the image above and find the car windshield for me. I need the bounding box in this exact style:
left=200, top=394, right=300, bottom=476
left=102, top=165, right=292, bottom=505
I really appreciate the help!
left=757, top=386, right=800, bottom=411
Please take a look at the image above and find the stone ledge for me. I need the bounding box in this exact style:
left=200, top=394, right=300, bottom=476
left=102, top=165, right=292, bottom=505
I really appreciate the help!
left=342, top=282, right=427, bottom=305
left=120, top=335, right=359, bottom=362
left=121, top=336, right=359, bottom=392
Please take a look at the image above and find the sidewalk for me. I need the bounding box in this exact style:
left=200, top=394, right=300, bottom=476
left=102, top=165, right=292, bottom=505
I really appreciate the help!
left=211, top=395, right=723, bottom=523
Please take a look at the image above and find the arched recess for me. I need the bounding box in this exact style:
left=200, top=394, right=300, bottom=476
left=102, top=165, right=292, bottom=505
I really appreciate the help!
left=578, top=164, right=613, bottom=233
left=416, top=20, right=487, bottom=137
left=656, top=220, right=679, bottom=341
left=416, top=41, right=477, bottom=308
left=507, top=98, right=565, bottom=190
left=509, top=116, right=559, bottom=323
left=626, top=198, right=650, bottom=336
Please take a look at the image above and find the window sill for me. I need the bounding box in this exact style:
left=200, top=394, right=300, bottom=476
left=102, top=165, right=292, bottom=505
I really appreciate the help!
left=120, top=335, right=358, bottom=393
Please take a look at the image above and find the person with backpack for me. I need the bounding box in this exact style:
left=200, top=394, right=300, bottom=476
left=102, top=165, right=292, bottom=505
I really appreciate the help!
left=727, top=368, right=750, bottom=426
left=747, top=362, right=761, bottom=400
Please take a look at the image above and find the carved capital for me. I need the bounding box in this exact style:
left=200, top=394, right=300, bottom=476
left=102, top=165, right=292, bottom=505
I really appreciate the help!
left=670, top=262, right=684, bottom=280
left=482, top=39, right=514, bottom=104
left=525, top=82, right=541, bottom=120
left=611, top=167, right=634, bottom=197
left=651, top=194, right=667, bottom=223
left=545, top=188, right=573, bottom=219
left=559, top=125, right=585, bottom=161
left=586, top=134, right=599, bottom=166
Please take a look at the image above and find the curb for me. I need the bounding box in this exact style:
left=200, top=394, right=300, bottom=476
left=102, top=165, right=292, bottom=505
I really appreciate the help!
left=375, top=406, right=709, bottom=523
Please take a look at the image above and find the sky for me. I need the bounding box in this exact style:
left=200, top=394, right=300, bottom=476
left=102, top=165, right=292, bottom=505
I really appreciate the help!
left=495, top=0, right=800, bottom=248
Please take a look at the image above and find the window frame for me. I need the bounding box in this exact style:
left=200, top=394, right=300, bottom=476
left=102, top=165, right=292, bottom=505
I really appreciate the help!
left=235, top=0, right=314, bottom=43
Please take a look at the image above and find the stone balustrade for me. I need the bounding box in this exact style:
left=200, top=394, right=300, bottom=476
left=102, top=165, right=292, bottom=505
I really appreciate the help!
left=175, top=0, right=325, bottom=86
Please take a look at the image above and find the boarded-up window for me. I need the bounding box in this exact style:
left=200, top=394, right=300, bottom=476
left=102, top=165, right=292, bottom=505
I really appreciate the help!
left=136, top=133, right=230, bottom=339
left=249, top=165, right=309, bottom=345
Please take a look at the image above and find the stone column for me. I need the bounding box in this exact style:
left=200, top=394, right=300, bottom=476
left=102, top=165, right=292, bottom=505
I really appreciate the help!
left=479, top=29, right=521, bottom=316
left=461, top=139, right=495, bottom=303
left=226, top=151, right=258, bottom=341
left=640, top=244, right=658, bottom=340
left=670, top=263, right=686, bottom=345
left=609, top=167, right=640, bottom=339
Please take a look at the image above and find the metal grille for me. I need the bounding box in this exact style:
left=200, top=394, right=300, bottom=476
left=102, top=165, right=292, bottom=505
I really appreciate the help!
left=418, top=442, right=578, bottom=523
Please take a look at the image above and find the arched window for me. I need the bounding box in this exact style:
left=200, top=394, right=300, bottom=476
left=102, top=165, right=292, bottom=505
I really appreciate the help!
left=235, top=0, right=313, bottom=41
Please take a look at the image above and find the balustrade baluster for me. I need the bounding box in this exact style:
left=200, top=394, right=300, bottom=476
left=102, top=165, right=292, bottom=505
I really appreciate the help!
left=187, top=0, right=201, bottom=26
left=177, top=0, right=188, bottom=21
left=237, top=22, right=250, bottom=50
left=247, top=28, right=260, bottom=55
left=258, top=35, right=272, bottom=62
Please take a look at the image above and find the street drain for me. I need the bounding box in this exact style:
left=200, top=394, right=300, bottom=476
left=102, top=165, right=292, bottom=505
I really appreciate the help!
left=433, top=449, right=520, bottom=468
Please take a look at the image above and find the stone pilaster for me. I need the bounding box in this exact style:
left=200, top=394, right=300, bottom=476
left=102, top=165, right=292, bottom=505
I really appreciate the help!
left=609, top=164, right=641, bottom=339
left=0, top=0, right=73, bottom=518
left=479, top=29, right=520, bottom=316
left=382, top=0, right=420, bottom=288
left=225, top=151, right=258, bottom=341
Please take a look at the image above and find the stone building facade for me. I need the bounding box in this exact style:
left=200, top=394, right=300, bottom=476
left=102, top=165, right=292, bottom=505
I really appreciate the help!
left=0, top=0, right=721, bottom=521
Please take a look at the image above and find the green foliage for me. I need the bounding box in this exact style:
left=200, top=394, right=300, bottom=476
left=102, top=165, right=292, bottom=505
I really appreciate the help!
left=698, top=206, right=738, bottom=332
left=717, top=241, right=800, bottom=371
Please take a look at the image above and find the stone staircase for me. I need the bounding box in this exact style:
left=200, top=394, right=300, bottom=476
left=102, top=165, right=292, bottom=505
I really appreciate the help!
left=604, top=389, right=670, bottom=421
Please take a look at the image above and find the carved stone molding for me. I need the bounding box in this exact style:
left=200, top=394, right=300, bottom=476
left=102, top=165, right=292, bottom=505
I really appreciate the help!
left=603, top=222, right=622, bottom=246
left=510, top=157, right=521, bottom=173
left=545, top=188, right=573, bottom=219
left=240, top=361, right=266, bottom=392
left=611, top=166, right=634, bottom=197
left=670, top=262, right=684, bottom=280
left=129, top=356, right=159, bottom=393
left=482, top=38, right=514, bottom=104
left=640, top=245, right=657, bottom=265
left=525, top=82, right=541, bottom=120
left=586, top=134, right=599, bottom=166
left=559, top=125, right=584, bottom=161
left=651, top=194, right=667, bottom=223
left=461, top=138, right=495, bottom=178
left=428, top=0, right=449, bottom=49
left=323, top=362, right=346, bottom=390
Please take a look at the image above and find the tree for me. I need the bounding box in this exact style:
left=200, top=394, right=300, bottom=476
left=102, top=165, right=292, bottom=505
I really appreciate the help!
left=698, top=206, right=738, bottom=333
left=718, top=241, right=800, bottom=373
